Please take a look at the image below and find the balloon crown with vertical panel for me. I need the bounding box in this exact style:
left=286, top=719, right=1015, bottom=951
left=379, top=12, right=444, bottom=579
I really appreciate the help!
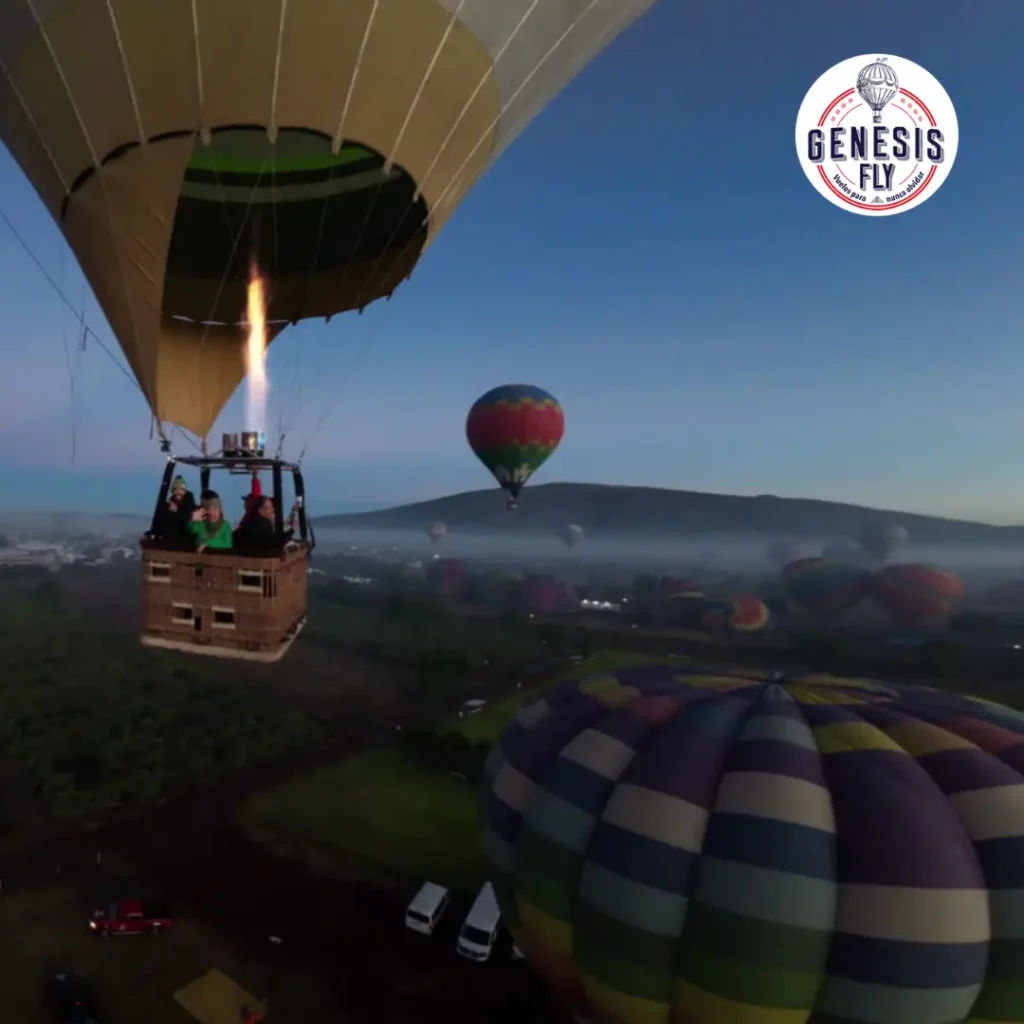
left=0, top=0, right=657, bottom=436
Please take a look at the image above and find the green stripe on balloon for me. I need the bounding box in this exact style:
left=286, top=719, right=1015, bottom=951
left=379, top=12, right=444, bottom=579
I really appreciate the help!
left=476, top=443, right=557, bottom=473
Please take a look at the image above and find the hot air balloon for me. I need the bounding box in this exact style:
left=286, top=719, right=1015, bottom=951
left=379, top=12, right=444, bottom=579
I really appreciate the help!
left=481, top=664, right=1024, bottom=1024
left=466, top=385, right=564, bottom=508
left=701, top=593, right=773, bottom=634
left=661, top=591, right=709, bottom=629
left=0, top=2, right=654, bottom=657
left=871, top=563, right=964, bottom=629
left=782, top=556, right=871, bottom=623
left=766, top=540, right=802, bottom=566
left=0, top=3, right=653, bottom=441
left=860, top=522, right=909, bottom=562
left=857, top=58, right=899, bottom=123
left=427, top=521, right=446, bottom=547
left=559, top=524, right=584, bottom=549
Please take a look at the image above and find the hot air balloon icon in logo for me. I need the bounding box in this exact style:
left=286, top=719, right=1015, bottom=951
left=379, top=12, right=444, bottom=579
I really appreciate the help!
left=856, top=58, right=899, bottom=123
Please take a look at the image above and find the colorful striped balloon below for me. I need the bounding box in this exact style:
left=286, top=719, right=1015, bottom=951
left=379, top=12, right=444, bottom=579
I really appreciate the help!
left=870, top=563, right=964, bottom=628
left=480, top=664, right=1024, bottom=1024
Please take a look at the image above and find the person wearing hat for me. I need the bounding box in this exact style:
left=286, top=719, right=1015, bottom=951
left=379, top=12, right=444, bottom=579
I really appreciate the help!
left=160, top=475, right=196, bottom=547
left=187, top=495, right=234, bottom=552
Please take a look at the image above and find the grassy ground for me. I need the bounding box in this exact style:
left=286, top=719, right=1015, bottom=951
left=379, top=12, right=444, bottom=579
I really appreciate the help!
left=240, top=651, right=683, bottom=886
left=0, top=886, right=334, bottom=1024
left=240, top=747, right=486, bottom=890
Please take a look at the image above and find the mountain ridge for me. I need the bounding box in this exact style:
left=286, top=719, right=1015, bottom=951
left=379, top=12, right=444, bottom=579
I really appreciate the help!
left=313, top=482, right=1024, bottom=544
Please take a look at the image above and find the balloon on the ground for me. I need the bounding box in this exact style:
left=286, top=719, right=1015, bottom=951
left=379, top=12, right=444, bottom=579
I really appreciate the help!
left=782, top=557, right=871, bottom=623
left=481, top=664, right=1024, bottom=1024
left=871, top=563, right=964, bottom=628
left=860, top=522, right=909, bottom=561
left=0, top=3, right=653, bottom=437
left=466, top=385, right=564, bottom=502
left=701, top=594, right=773, bottom=634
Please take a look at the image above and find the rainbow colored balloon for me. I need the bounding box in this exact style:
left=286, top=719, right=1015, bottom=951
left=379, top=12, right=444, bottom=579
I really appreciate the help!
left=871, top=563, right=964, bottom=628
left=782, top=556, right=871, bottom=623
left=480, top=663, right=1024, bottom=1024
left=466, top=384, right=564, bottom=506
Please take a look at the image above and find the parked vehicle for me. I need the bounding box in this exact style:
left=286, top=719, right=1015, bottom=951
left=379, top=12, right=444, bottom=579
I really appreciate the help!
left=405, top=882, right=450, bottom=936
left=88, top=898, right=173, bottom=935
left=456, top=882, right=501, bottom=962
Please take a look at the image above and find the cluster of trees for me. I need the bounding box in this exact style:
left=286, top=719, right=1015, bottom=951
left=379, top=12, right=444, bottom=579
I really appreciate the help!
left=0, top=595, right=322, bottom=819
left=306, top=587, right=550, bottom=695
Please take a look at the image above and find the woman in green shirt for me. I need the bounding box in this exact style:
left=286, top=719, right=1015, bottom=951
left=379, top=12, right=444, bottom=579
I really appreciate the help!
left=187, top=496, right=233, bottom=552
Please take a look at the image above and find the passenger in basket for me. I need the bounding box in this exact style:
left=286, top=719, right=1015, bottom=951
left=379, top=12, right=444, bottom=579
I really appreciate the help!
left=234, top=496, right=299, bottom=552
left=159, top=475, right=196, bottom=547
left=234, top=474, right=263, bottom=546
left=187, top=496, right=234, bottom=553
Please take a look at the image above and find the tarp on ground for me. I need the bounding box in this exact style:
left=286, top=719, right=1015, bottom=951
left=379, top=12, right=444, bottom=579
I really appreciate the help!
left=173, top=968, right=265, bottom=1024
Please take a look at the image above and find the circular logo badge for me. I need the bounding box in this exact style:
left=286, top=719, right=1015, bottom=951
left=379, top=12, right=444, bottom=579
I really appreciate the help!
left=795, top=54, right=958, bottom=216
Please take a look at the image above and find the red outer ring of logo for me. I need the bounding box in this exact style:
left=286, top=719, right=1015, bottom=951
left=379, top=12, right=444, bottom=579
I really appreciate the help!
left=814, top=86, right=939, bottom=211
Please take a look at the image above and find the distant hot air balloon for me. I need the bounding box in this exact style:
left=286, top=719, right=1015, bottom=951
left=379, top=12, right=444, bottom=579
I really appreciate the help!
left=661, top=591, right=709, bottom=629
left=466, top=385, right=564, bottom=509
left=860, top=522, right=909, bottom=562
left=871, top=563, right=964, bottom=628
left=857, top=58, right=899, bottom=123
left=702, top=593, right=773, bottom=634
left=782, top=556, right=871, bottom=623
left=559, top=524, right=584, bottom=549
left=426, top=521, right=446, bottom=547
left=481, top=664, right=1024, bottom=1024
left=767, top=540, right=802, bottom=566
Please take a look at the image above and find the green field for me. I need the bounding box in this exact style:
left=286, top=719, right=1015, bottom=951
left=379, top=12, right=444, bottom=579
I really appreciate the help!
left=242, top=650, right=685, bottom=884
left=0, top=597, right=322, bottom=820
left=241, top=746, right=487, bottom=889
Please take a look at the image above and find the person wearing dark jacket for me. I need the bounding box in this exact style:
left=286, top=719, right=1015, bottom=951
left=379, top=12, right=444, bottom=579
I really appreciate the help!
left=234, top=496, right=299, bottom=552
left=159, top=476, right=196, bottom=546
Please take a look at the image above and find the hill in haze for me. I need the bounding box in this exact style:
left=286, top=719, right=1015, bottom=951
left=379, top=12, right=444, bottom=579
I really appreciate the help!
left=317, top=483, right=1024, bottom=544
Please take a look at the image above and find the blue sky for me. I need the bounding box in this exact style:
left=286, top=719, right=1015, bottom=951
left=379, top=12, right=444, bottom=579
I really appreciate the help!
left=1, top=0, right=1023, bottom=519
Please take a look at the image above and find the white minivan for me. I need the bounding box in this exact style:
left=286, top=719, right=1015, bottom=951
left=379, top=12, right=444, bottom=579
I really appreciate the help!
left=404, top=882, right=450, bottom=936
left=456, top=881, right=501, bottom=962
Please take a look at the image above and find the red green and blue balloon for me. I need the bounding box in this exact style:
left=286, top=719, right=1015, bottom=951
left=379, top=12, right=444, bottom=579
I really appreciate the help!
left=466, top=384, right=564, bottom=504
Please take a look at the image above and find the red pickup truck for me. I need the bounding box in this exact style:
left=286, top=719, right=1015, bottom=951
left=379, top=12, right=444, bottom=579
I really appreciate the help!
left=89, top=899, right=173, bottom=935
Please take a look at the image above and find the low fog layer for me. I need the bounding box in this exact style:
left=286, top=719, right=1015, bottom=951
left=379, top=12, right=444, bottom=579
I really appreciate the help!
left=313, top=526, right=1024, bottom=579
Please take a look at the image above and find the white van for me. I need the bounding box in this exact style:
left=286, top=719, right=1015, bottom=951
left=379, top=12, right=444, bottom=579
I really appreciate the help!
left=404, top=882, right=450, bottom=936
left=456, top=882, right=501, bottom=962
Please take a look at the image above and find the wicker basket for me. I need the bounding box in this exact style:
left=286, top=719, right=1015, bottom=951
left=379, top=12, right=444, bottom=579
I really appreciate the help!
left=139, top=540, right=308, bottom=663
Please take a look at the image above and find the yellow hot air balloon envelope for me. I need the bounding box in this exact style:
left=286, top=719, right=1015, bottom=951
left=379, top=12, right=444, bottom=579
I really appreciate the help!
left=0, top=0, right=656, bottom=438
